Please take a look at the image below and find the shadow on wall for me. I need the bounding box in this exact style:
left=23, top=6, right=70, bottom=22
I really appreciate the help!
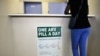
left=87, top=16, right=100, bottom=56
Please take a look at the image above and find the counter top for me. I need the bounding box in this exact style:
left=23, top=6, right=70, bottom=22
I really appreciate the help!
left=8, top=14, right=95, bottom=18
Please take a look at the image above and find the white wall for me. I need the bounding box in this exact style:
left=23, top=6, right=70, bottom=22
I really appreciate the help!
left=87, top=0, right=100, bottom=56
left=0, top=0, right=19, bottom=56
left=88, top=1, right=100, bottom=56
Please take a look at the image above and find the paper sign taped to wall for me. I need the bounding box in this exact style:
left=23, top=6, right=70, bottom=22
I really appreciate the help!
left=37, top=27, right=61, bottom=37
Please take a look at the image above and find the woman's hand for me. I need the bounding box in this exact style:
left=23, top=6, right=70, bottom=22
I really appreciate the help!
left=64, top=4, right=71, bottom=14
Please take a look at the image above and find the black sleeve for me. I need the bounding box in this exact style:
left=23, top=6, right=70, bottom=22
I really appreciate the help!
left=68, top=0, right=71, bottom=4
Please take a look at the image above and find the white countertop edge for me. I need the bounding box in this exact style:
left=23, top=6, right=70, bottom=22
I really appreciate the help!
left=8, top=14, right=95, bottom=18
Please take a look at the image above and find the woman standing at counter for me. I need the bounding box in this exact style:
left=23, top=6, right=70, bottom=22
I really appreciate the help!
left=64, top=0, right=91, bottom=56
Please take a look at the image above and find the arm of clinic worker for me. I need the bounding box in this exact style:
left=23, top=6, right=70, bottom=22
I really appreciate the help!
left=64, top=2, right=71, bottom=14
